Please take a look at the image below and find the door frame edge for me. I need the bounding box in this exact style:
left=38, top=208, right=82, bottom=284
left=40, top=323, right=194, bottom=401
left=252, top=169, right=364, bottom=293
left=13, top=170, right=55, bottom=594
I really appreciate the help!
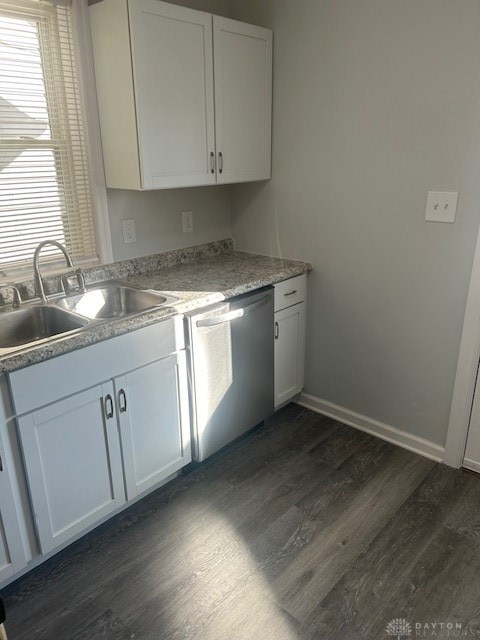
left=445, top=223, right=480, bottom=467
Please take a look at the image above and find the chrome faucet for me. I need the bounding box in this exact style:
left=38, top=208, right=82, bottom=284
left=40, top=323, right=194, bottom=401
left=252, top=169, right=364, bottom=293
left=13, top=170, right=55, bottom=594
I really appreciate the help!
left=0, top=285, right=22, bottom=309
left=33, top=240, right=85, bottom=302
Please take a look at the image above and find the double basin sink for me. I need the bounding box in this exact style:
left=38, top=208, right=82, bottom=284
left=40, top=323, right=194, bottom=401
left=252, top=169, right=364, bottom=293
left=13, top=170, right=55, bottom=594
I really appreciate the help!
left=0, top=284, right=176, bottom=354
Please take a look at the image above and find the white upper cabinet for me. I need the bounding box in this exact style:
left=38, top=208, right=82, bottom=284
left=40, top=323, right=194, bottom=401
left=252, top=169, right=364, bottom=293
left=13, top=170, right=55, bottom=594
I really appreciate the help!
left=213, top=17, right=272, bottom=184
left=129, top=1, right=216, bottom=189
left=89, top=0, right=272, bottom=190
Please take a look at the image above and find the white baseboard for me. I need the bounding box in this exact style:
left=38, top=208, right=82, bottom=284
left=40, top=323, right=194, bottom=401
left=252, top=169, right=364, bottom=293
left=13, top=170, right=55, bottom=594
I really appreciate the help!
left=296, top=393, right=445, bottom=463
left=462, top=458, right=480, bottom=474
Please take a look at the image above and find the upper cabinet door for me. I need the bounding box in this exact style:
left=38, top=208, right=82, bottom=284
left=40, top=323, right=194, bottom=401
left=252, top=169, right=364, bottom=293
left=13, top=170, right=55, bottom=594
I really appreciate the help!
left=213, top=17, right=273, bottom=185
left=129, top=0, right=216, bottom=188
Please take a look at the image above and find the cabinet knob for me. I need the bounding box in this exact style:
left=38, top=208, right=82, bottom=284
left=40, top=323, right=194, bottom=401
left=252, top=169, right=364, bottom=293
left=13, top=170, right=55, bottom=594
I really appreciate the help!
left=274, top=321, right=279, bottom=340
left=104, top=394, right=114, bottom=419
left=119, top=389, right=127, bottom=413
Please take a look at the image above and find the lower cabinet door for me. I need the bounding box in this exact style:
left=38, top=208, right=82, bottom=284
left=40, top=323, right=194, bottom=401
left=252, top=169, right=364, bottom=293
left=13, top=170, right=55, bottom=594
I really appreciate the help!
left=274, top=302, right=306, bottom=408
left=0, top=431, right=26, bottom=581
left=17, top=383, right=126, bottom=554
left=116, top=352, right=192, bottom=501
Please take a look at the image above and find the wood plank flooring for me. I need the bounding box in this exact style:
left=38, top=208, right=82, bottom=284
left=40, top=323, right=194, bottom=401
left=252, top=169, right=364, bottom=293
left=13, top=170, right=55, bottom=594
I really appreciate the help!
left=4, top=404, right=480, bottom=640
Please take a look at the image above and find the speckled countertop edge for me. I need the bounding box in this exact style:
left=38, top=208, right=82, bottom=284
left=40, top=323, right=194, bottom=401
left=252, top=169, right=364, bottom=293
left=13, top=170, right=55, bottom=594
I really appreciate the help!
left=0, top=241, right=312, bottom=374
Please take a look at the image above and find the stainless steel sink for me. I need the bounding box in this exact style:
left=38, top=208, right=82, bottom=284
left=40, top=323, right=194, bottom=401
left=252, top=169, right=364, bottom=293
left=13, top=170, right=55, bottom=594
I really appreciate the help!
left=56, top=285, right=175, bottom=319
left=0, top=306, right=89, bottom=352
left=0, top=283, right=175, bottom=355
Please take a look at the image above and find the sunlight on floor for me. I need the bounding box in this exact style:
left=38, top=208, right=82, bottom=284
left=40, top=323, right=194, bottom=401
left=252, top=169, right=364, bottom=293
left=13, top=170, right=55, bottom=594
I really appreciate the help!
left=146, top=504, right=300, bottom=640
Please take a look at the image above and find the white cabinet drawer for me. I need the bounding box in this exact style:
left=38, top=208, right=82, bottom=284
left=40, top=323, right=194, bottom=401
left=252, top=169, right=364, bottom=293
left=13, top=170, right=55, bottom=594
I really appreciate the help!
left=9, top=316, right=184, bottom=415
left=274, top=274, right=307, bottom=312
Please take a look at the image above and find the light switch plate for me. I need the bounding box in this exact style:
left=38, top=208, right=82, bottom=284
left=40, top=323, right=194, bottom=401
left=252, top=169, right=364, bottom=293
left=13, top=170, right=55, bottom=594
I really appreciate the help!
left=425, top=191, right=459, bottom=223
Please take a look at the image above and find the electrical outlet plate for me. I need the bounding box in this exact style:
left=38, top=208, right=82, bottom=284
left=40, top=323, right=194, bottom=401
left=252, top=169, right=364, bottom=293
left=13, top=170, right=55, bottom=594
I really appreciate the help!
left=425, top=191, right=459, bottom=224
left=122, top=219, right=136, bottom=244
left=182, top=211, right=193, bottom=233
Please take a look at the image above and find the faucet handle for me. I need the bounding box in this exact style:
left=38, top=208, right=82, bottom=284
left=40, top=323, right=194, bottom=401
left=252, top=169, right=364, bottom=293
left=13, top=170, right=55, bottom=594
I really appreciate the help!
left=12, top=287, right=22, bottom=308
left=62, top=268, right=86, bottom=295
left=0, top=286, right=22, bottom=309
left=75, top=268, right=87, bottom=293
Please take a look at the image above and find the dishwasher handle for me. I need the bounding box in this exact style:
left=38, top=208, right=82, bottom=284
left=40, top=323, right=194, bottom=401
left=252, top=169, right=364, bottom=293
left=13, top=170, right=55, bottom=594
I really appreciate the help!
left=196, top=293, right=272, bottom=328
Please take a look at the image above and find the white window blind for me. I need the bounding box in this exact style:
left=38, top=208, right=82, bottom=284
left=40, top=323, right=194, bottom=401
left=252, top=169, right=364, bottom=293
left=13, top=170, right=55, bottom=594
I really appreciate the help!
left=0, top=0, right=99, bottom=276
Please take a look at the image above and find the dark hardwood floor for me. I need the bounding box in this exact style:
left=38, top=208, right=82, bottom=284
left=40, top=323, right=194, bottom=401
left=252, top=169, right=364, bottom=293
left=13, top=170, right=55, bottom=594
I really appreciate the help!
left=4, top=404, right=480, bottom=640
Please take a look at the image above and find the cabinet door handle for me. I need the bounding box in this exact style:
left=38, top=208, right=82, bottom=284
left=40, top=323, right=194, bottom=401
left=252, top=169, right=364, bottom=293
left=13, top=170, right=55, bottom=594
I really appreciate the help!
left=119, top=389, right=127, bottom=413
left=284, top=290, right=298, bottom=297
left=218, top=152, right=223, bottom=174
left=0, top=455, right=3, bottom=472
left=104, top=394, right=114, bottom=419
left=274, top=321, right=279, bottom=340
left=209, top=151, right=215, bottom=174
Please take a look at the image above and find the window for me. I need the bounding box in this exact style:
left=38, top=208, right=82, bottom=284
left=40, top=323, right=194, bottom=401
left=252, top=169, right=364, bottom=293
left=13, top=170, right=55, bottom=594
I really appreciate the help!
left=0, top=0, right=104, bottom=278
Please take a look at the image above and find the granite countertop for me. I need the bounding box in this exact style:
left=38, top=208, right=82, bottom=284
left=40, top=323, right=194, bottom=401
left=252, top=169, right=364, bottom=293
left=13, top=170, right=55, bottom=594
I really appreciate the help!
left=0, top=240, right=312, bottom=374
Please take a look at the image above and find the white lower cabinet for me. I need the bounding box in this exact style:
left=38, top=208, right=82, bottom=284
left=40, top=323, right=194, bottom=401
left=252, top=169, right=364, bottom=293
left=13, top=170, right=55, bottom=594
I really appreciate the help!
left=274, top=275, right=307, bottom=408
left=0, top=429, right=27, bottom=581
left=116, top=352, right=191, bottom=501
left=274, top=303, right=306, bottom=407
left=17, top=383, right=125, bottom=555
left=9, top=318, right=191, bottom=559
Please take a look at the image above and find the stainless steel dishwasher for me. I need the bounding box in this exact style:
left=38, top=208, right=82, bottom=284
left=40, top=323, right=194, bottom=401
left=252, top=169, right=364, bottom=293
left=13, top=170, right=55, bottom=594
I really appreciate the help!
left=186, top=287, right=274, bottom=462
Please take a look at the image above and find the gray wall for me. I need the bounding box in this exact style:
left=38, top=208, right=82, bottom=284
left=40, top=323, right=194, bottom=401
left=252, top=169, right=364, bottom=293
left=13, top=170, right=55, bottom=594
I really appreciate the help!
left=229, top=0, right=480, bottom=445
left=107, top=186, right=232, bottom=261
left=104, top=0, right=232, bottom=262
